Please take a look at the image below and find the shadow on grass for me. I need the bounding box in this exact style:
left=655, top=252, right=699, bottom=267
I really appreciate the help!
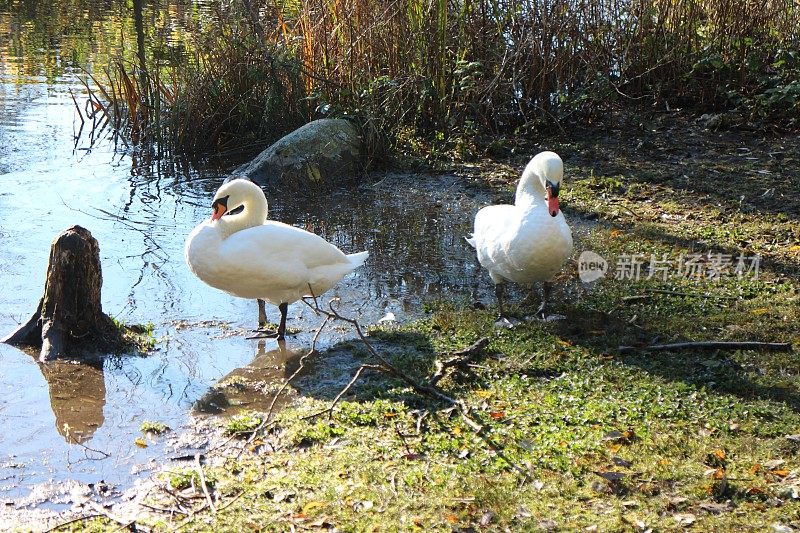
left=550, top=299, right=800, bottom=413
left=193, top=331, right=464, bottom=418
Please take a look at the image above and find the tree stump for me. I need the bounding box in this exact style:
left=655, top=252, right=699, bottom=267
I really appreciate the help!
left=2, top=225, right=125, bottom=362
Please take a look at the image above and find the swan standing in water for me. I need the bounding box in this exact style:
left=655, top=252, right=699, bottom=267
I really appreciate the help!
left=185, top=179, right=369, bottom=340
left=467, top=151, right=573, bottom=318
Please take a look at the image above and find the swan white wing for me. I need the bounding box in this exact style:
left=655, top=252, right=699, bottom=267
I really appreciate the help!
left=471, top=204, right=573, bottom=284
left=471, top=204, right=519, bottom=283
left=214, top=221, right=359, bottom=301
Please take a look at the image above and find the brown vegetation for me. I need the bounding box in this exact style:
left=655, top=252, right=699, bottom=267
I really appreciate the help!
left=90, top=0, right=800, bottom=154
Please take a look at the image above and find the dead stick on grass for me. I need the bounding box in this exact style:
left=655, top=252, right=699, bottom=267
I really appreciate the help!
left=44, top=513, right=105, bottom=532
left=238, top=315, right=331, bottom=455
left=619, top=341, right=793, bottom=354
left=300, top=363, right=385, bottom=420
left=297, top=296, right=529, bottom=479
left=172, top=491, right=245, bottom=531
left=428, top=337, right=489, bottom=387
left=194, top=453, right=217, bottom=514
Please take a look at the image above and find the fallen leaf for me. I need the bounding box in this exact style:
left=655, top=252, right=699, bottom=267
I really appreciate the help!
left=667, top=497, right=689, bottom=511
left=303, top=501, right=327, bottom=514
left=610, top=229, right=623, bottom=238
left=770, top=469, right=790, bottom=478
left=602, top=430, right=624, bottom=441
left=762, top=459, right=785, bottom=470
left=613, top=456, right=633, bottom=468
left=673, top=513, right=696, bottom=526
left=134, top=437, right=148, bottom=448
left=490, top=411, right=505, bottom=420
left=474, top=390, right=493, bottom=399
left=751, top=308, right=770, bottom=315
left=595, top=470, right=626, bottom=482
left=699, top=501, right=732, bottom=514
left=445, top=513, right=458, bottom=524
left=745, top=486, right=766, bottom=496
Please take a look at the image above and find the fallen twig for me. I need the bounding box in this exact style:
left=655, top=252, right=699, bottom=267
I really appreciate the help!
left=194, top=453, right=217, bottom=514
left=297, top=296, right=529, bottom=479
left=428, top=337, right=489, bottom=387
left=44, top=513, right=105, bottom=532
left=84, top=501, right=138, bottom=531
left=619, top=341, right=793, bottom=354
left=301, top=363, right=385, bottom=420
left=645, top=289, right=739, bottom=300
left=238, top=315, right=330, bottom=455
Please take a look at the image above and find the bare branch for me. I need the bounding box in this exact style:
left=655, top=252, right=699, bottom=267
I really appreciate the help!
left=194, top=453, right=217, bottom=514
left=619, top=341, right=793, bottom=354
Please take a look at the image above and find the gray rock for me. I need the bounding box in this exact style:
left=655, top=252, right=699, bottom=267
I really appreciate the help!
left=233, top=118, right=363, bottom=191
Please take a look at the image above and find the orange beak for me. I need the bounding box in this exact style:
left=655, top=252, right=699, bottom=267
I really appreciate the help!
left=546, top=183, right=560, bottom=217
left=211, top=201, right=226, bottom=221
left=547, top=195, right=560, bottom=217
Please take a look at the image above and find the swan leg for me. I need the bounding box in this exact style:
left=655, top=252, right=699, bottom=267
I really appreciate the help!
left=257, top=299, right=267, bottom=328
left=536, top=282, right=552, bottom=319
left=495, top=283, right=506, bottom=318
left=276, top=302, right=288, bottom=340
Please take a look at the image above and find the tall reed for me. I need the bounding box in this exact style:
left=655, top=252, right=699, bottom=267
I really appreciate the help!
left=96, top=0, right=800, bottom=155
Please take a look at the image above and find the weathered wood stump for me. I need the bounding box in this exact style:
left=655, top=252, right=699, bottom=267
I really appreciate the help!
left=2, top=225, right=125, bottom=362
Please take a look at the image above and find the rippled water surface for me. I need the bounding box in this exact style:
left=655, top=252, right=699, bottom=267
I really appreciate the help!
left=0, top=0, right=493, bottom=506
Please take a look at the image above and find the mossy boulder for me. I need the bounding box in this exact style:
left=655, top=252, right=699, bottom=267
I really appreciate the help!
left=234, top=118, right=363, bottom=192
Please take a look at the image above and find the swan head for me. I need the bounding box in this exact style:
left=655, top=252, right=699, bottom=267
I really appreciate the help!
left=522, top=151, right=564, bottom=217
left=209, top=179, right=266, bottom=222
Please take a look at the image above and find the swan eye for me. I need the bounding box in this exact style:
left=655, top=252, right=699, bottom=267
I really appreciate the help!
left=546, top=181, right=560, bottom=198
left=211, top=195, right=229, bottom=210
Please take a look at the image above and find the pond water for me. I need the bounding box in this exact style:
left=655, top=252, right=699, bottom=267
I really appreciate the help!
left=0, top=0, right=495, bottom=508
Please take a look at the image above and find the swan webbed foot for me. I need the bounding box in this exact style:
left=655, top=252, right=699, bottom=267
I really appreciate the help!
left=247, top=328, right=280, bottom=339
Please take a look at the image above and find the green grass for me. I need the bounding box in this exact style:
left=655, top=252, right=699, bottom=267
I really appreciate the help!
left=139, top=421, right=170, bottom=435
left=77, top=125, right=800, bottom=531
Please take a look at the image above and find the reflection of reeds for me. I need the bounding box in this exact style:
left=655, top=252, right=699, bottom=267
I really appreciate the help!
left=88, top=0, right=799, bottom=156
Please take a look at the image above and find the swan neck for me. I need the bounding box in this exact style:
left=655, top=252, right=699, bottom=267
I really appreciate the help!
left=515, top=172, right=546, bottom=207
left=216, top=196, right=268, bottom=237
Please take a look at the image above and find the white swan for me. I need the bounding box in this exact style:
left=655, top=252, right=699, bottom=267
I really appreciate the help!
left=185, top=179, right=369, bottom=339
left=467, top=151, right=573, bottom=318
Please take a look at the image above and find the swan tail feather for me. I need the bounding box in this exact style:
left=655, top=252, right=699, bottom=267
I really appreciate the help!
left=346, top=251, right=369, bottom=268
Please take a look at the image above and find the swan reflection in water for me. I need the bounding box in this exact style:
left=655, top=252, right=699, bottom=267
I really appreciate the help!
left=38, top=360, right=106, bottom=444
left=194, top=340, right=305, bottom=416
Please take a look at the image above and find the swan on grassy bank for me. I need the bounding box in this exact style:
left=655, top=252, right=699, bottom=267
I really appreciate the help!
left=467, top=151, right=573, bottom=318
